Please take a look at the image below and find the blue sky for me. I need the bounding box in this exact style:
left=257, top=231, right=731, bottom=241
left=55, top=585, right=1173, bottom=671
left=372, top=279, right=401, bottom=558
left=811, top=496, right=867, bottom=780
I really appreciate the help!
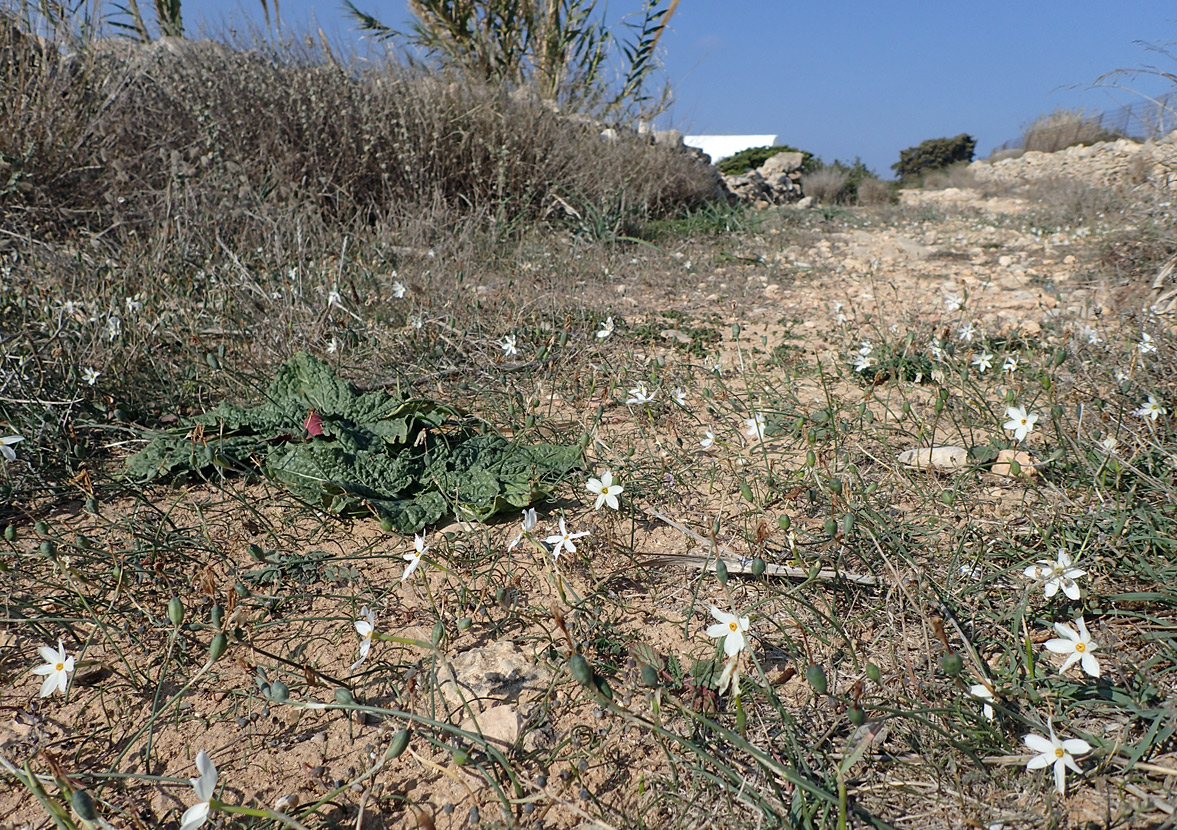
left=186, top=1, right=1177, bottom=177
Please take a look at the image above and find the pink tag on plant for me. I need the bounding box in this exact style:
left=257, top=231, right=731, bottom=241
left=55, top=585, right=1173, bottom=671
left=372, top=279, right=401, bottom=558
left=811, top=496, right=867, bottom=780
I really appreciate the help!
left=304, top=409, right=323, bottom=437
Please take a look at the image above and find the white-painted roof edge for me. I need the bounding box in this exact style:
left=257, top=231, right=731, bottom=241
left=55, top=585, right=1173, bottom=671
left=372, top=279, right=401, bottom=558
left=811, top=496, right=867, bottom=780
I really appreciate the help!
left=683, top=135, right=780, bottom=163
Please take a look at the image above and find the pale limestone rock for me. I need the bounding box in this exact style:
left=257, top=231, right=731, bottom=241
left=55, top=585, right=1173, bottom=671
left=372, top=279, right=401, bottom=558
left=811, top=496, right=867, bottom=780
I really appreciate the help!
left=898, top=446, right=968, bottom=471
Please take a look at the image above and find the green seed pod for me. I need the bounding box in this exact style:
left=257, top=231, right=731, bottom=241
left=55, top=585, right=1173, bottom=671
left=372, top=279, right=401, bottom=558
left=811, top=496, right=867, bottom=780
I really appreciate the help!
left=1041, top=375, right=1052, bottom=392
left=247, top=543, right=266, bottom=561
left=380, top=517, right=395, bottom=533
left=71, top=789, right=99, bottom=822
left=711, top=518, right=721, bottom=536
left=233, top=582, right=250, bottom=598
left=841, top=514, right=854, bottom=535
left=751, top=557, right=766, bottom=577
left=559, top=331, right=569, bottom=347
left=806, top=664, right=828, bottom=696
left=334, top=687, right=354, bottom=705
left=75, top=534, right=90, bottom=550
left=209, top=604, right=224, bottom=628
left=934, top=396, right=945, bottom=415
left=777, top=515, right=791, bottom=532
left=524, top=415, right=536, bottom=428
left=939, top=490, right=955, bottom=506
left=739, top=482, right=753, bottom=502
left=1052, top=348, right=1067, bottom=368
left=209, top=632, right=228, bottom=662
left=1051, top=404, right=1064, bottom=421
left=640, top=664, right=660, bottom=687
left=457, top=616, right=472, bottom=631
left=431, top=621, right=445, bottom=647
left=579, top=432, right=591, bottom=448
left=848, top=705, right=867, bottom=726
left=865, top=662, right=882, bottom=684
left=731, top=323, right=741, bottom=338
left=715, top=559, right=729, bottom=585
left=40, top=540, right=56, bottom=557
left=168, top=597, right=185, bottom=627
left=3, top=525, right=15, bottom=542
left=827, top=478, right=842, bottom=495
left=902, top=402, right=913, bottom=417
left=569, top=654, right=593, bottom=686
left=823, top=518, right=838, bottom=537
left=596, top=677, right=614, bottom=701
left=84, top=497, right=99, bottom=515
left=940, top=653, right=963, bottom=677
left=452, top=746, right=469, bottom=766
left=806, top=450, right=816, bottom=468
left=35, top=521, right=49, bottom=536
left=205, top=352, right=221, bottom=370
left=495, top=586, right=507, bottom=607
left=858, top=402, right=867, bottom=419
left=386, top=728, right=410, bottom=760
left=269, top=680, right=289, bottom=702
left=1009, top=459, right=1022, bottom=476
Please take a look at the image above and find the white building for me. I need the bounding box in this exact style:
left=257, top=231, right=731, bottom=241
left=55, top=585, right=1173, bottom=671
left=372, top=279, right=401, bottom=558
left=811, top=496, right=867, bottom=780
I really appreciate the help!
left=683, top=135, right=779, bottom=164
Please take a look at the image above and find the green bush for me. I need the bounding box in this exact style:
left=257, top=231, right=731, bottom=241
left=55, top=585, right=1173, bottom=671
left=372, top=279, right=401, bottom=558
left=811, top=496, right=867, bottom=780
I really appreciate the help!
left=717, top=144, right=818, bottom=175
left=891, top=134, right=976, bottom=180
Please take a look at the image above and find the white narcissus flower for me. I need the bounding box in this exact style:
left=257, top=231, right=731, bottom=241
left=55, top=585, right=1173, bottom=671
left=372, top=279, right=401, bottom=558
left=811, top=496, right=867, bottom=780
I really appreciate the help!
left=586, top=471, right=623, bottom=511
left=672, top=388, right=688, bottom=407
left=1044, top=617, right=1100, bottom=678
left=706, top=606, right=750, bottom=657
left=180, top=750, right=218, bottom=830
left=545, top=518, right=589, bottom=561
left=626, top=383, right=657, bottom=405
left=1003, top=354, right=1019, bottom=374
left=1, top=434, right=25, bottom=462
left=392, top=281, right=406, bottom=298
left=597, top=317, right=614, bottom=339
left=1004, top=405, right=1039, bottom=442
left=717, top=655, right=741, bottom=697
left=32, top=640, right=74, bottom=697
left=326, top=337, right=339, bottom=354
left=958, top=321, right=976, bottom=342
left=1024, top=723, right=1091, bottom=796
left=401, top=535, right=427, bottom=582
left=106, top=315, right=121, bottom=340
left=500, top=335, right=518, bottom=357
left=858, top=341, right=873, bottom=356
left=351, top=606, right=376, bottom=670
left=944, top=293, right=962, bottom=312
left=971, top=352, right=993, bottom=373
left=1139, top=332, right=1157, bottom=354
left=1135, top=395, right=1166, bottom=421
left=700, top=428, right=715, bottom=451
left=852, top=353, right=872, bottom=373
left=969, top=682, right=995, bottom=720
left=507, top=507, right=537, bottom=551
left=326, top=287, right=343, bottom=308
left=82, top=368, right=100, bottom=386
left=1099, top=435, right=1119, bottom=455
left=1024, top=549, right=1086, bottom=601
left=744, top=413, right=766, bottom=441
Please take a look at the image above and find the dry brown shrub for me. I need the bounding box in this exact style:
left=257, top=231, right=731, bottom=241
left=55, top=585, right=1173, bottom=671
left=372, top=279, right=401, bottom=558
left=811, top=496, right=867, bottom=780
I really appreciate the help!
left=1021, top=108, right=1127, bottom=153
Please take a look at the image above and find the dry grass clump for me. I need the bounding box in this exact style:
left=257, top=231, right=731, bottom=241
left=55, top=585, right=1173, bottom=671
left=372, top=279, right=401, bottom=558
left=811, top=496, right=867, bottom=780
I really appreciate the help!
left=920, top=162, right=978, bottom=190
left=801, top=166, right=848, bottom=203
left=1021, top=108, right=1127, bottom=153
left=854, top=176, right=894, bottom=205
left=0, top=20, right=718, bottom=256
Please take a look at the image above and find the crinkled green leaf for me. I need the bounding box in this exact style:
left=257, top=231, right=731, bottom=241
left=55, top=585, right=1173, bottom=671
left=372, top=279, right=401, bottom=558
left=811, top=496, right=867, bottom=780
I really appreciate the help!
left=124, top=353, right=581, bottom=533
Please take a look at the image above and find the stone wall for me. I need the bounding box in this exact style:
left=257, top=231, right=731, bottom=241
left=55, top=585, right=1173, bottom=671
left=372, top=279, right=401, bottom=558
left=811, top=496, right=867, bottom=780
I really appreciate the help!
left=969, top=133, right=1177, bottom=189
